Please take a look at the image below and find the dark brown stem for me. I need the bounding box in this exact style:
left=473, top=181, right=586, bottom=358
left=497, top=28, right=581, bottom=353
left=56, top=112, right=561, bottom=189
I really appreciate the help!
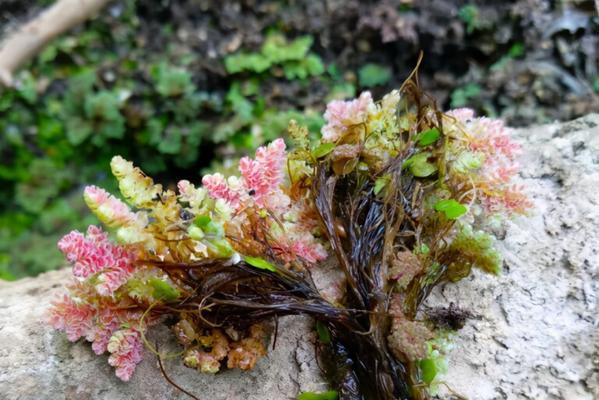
left=156, top=342, right=201, bottom=400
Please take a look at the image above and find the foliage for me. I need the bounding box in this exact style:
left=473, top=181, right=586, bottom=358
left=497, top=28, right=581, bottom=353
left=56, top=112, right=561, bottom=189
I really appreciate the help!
left=450, top=83, right=481, bottom=108
left=4, top=0, right=592, bottom=279
left=297, top=391, right=338, bottom=400
left=458, top=4, right=480, bottom=34
left=434, top=199, right=468, bottom=220
left=224, top=33, right=322, bottom=78
left=358, top=63, right=392, bottom=87
left=415, top=128, right=441, bottom=146
left=48, top=81, right=528, bottom=399
left=0, top=5, right=360, bottom=279
left=443, top=224, right=503, bottom=279
left=491, top=42, right=526, bottom=71
left=419, top=334, right=454, bottom=395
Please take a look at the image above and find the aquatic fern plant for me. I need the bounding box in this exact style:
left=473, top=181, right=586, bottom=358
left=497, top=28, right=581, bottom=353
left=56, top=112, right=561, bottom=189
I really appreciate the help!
left=48, top=76, right=529, bottom=399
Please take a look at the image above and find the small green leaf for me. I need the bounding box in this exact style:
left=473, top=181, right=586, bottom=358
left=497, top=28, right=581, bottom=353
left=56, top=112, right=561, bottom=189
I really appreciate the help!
left=224, top=53, right=271, bottom=74
left=262, top=34, right=313, bottom=64
left=243, top=256, right=277, bottom=272
left=312, top=143, right=335, bottom=159
left=403, top=152, right=437, bottom=177
left=282, top=54, right=325, bottom=80
left=187, top=226, right=205, bottom=241
left=84, top=91, right=122, bottom=120
left=374, top=174, right=391, bottom=195
left=207, top=238, right=234, bottom=258
left=305, top=54, right=325, bottom=76
left=358, top=63, right=392, bottom=87
left=328, top=82, right=356, bottom=101
left=283, top=61, right=309, bottom=80
left=17, top=71, right=38, bottom=104
left=458, top=4, right=480, bottom=34
left=66, top=118, right=93, bottom=145
left=416, top=128, right=441, bottom=146
left=420, top=358, right=437, bottom=384
left=297, top=391, right=338, bottom=400
left=434, top=199, right=468, bottom=220
left=204, top=221, right=224, bottom=236
left=508, top=42, right=525, bottom=58
left=450, top=83, right=481, bottom=108
left=340, top=158, right=359, bottom=175
left=149, top=278, right=180, bottom=301
left=153, top=64, right=194, bottom=97
left=157, top=130, right=182, bottom=154
left=194, top=215, right=212, bottom=229
left=315, top=321, right=331, bottom=344
left=412, top=161, right=437, bottom=177
left=39, top=45, right=58, bottom=64
left=444, top=224, right=502, bottom=277
left=226, top=83, right=254, bottom=121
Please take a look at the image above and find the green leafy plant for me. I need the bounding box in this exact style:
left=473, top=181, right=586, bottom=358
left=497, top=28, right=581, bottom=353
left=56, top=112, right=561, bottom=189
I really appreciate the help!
left=435, top=199, right=468, bottom=220
left=212, top=80, right=324, bottom=151
left=358, top=63, right=392, bottom=87
left=491, top=42, right=526, bottom=71
left=297, top=391, right=338, bottom=400
left=450, top=82, right=481, bottom=108
left=48, top=74, right=529, bottom=399
left=458, top=4, right=480, bottom=34
left=152, top=63, right=194, bottom=97
left=416, top=128, right=441, bottom=146
left=225, top=33, right=324, bottom=79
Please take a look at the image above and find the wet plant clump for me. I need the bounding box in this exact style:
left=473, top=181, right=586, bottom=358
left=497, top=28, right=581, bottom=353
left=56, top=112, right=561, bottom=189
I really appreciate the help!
left=48, top=73, right=529, bottom=399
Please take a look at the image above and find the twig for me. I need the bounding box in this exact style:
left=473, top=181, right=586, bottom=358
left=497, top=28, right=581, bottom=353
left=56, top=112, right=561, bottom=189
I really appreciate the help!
left=0, top=0, right=113, bottom=87
left=156, top=342, right=201, bottom=400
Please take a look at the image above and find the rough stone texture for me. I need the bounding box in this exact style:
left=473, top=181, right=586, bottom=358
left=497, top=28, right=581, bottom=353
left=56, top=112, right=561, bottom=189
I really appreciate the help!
left=0, top=269, right=326, bottom=399
left=1, top=115, right=598, bottom=399
left=433, top=114, right=599, bottom=399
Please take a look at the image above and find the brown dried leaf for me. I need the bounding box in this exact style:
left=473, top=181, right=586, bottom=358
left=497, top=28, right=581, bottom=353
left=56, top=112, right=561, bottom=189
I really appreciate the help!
left=388, top=250, right=423, bottom=290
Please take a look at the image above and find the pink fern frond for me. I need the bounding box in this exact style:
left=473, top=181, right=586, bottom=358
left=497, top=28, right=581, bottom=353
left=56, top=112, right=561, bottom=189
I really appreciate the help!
left=202, top=173, right=241, bottom=207
left=57, top=226, right=136, bottom=293
left=239, top=138, right=287, bottom=204
left=47, top=294, right=96, bottom=342
left=84, top=185, right=136, bottom=227
left=107, top=328, right=144, bottom=381
left=321, top=92, right=373, bottom=142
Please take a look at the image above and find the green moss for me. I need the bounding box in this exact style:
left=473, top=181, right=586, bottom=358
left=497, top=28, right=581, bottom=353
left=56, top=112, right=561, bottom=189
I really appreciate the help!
left=443, top=224, right=502, bottom=281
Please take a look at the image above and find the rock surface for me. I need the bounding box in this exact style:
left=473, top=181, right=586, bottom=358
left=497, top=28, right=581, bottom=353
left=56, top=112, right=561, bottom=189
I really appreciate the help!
left=433, top=114, right=599, bottom=399
left=1, top=115, right=598, bottom=399
left=0, top=269, right=326, bottom=400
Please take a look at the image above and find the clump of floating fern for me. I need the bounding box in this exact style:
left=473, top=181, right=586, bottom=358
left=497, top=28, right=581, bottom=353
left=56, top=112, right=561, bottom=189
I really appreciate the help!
left=48, top=72, right=529, bottom=399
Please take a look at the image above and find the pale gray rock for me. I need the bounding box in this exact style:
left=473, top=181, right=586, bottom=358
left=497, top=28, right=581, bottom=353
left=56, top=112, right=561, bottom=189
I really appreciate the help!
left=1, top=115, right=598, bottom=400
left=432, top=114, right=599, bottom=400
left=0, top=269, right=326, bottom=399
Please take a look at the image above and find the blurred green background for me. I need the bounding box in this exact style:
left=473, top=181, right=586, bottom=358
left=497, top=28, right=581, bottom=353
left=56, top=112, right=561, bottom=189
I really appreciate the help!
left=1, top=0, right=598, bottom=280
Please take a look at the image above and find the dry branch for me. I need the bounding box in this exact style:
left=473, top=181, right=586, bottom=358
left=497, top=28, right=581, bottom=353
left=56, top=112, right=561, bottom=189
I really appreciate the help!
left=0, top=0, right=113, bottom=87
